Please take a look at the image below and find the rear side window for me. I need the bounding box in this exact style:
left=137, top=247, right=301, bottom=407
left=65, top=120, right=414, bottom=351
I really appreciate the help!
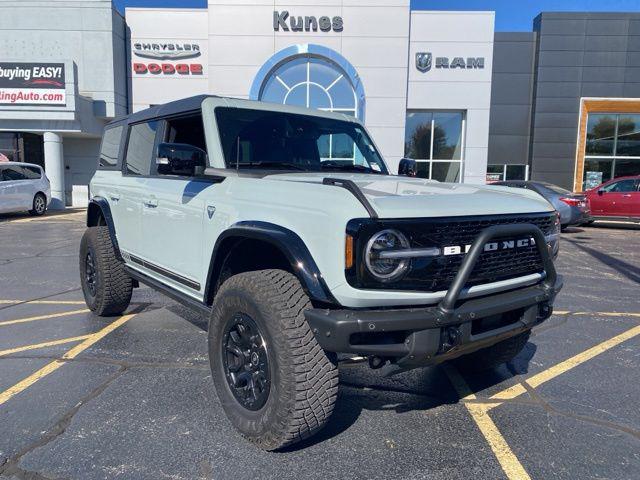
left=125, top=121, right=159, bottom=176
left=99, top=126, right=124, bottom=168
left=2, top=166, right=27, bottom=181
left=22, top=166, right=41, bottom=179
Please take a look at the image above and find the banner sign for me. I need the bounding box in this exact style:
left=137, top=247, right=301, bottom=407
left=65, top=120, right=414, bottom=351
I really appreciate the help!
left=0, top=63, right=66, bottom=106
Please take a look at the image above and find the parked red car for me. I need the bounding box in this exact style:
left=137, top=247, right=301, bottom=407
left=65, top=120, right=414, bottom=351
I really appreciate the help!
left=584, top=176, right=640, bottom=222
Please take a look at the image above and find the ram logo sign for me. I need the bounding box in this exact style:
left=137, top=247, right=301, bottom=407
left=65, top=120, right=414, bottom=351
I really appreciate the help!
left=415, top=52, right=432, bottom=73
left=415, top=53, right=485, bottom=73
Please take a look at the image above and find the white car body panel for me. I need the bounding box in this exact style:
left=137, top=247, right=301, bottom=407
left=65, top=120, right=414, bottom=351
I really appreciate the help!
left=0, top=162, right=51, bottom=214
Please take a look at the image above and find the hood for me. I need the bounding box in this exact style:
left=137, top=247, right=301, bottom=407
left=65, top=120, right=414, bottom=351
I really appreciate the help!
left=265, top=172, right=554, bottom=218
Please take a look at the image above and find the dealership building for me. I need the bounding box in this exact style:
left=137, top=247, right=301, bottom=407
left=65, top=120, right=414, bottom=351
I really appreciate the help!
left=0, top=1, right=639, bottom=208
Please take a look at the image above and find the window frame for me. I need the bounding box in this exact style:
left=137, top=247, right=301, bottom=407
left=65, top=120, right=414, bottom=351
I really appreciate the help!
left=122, top=120, right=162, bottom=177
left=583, top=112, right=640, bottom=189
left=98, top=125, right=126, bottom=171
left=404, top=109, right=466, bottom=183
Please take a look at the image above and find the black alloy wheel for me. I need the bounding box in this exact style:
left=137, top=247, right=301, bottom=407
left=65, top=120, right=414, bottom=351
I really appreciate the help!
left=84, top=250, right=97, bottom=297
left=221, top=313, right=271, bottom=411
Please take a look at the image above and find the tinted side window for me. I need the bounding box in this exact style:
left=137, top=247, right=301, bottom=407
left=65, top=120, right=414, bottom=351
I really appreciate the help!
left=2, top=166, right=27, bottom=181
left=125, top=121, right=159, bottom=176
left=603, top=179, right=636, bottom=193
left=99, top=126, right=124, bottom=168
left=23, top=166, right=41, bottom=179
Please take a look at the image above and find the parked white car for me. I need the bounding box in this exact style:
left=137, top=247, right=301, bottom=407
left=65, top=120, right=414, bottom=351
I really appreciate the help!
left=0, top=162, right=51, bottom=216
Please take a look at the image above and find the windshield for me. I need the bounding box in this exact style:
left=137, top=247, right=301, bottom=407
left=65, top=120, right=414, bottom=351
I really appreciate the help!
left=215, top=107, right=388, bottom=174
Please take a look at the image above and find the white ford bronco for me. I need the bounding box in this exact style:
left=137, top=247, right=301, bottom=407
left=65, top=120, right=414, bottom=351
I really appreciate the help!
left=80, top=95, right=562, bottom=450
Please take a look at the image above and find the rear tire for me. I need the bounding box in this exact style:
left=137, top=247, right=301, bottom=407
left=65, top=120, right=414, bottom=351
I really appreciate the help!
left=29, top=193, right=47, bottom=216
left=208, top=269, right=339, bottom=451
left=453, top=331, right=530, bottom=373
left=79, top=226, right=132, bottom=316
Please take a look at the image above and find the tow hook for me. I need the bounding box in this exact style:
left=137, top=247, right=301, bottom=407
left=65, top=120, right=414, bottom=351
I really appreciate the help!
left=538, top=302, right=553, bottom=321
left=440, top=325, right=463, bottom=353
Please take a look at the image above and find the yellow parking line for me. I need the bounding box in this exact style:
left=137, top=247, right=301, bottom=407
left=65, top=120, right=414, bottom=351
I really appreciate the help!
left=0, top=335, right=91, bottom=357
left=444, top=364, right=531, bottom=480
left=0, top=300, right=86, bottom=305
left=0, top=313, right=135, bottom=406
left=490, top=323, right=640, bottom=405
left=0, top=309, right=90, bottom=327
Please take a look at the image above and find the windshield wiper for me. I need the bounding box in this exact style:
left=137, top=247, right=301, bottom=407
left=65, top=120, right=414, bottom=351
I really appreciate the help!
left=321, top=162, right=381, bottom=174
left=239, top=161, right=307, bottom=171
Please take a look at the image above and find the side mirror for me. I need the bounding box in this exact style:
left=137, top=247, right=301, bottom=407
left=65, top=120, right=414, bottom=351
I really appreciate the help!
left=398, top=158, right=417, bottom=177
left=597, top=188, right=604, bottom=196
left=156, top=142, right=207, bottom=176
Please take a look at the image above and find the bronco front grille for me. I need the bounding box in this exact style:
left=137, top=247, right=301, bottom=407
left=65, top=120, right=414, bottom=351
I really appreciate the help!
left=346, top=213, right=556, bottom=292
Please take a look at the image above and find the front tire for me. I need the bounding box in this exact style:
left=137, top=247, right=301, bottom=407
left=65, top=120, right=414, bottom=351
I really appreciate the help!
left=79, top=226, right=133, bottom=316
left=453, top=331, right=530, bottom=373
left=29, top=193, right=47, bottom=216
left=208, top=269, right=339, bottom=451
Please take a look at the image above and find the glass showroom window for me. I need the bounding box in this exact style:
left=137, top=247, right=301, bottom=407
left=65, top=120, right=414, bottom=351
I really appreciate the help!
left=260, top=56, right=357, bottom=117
left=583, top=113, right=640, bottom=189
left=260, top=55, right=359, bottom=162
left=486, top=164, right=529, bottom=182
left=404, top=111, right=464, bottom=182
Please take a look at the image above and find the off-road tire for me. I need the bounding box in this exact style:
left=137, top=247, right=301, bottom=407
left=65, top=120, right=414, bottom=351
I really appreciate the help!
left=208, top=269, right=339, bottom=451
left=28, top=193, right=47, bottom=216
left=453, top=331, right=530, bottom=373
left=79, top=226, right=132, bottom=316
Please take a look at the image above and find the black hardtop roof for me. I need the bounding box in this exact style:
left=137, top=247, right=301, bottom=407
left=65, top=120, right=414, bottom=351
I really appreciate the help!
left=107, top=95, right=216, bottom=127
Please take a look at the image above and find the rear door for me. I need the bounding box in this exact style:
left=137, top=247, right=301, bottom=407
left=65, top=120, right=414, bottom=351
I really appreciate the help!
left=1, top=165, right=30, bottom=211
left=117, top=120, right=160, bottom=257
left=0, top=166, right=16, bottom=213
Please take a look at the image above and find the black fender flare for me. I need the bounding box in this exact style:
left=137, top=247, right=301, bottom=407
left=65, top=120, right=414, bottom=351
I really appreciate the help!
left=86, top=197, right=122, bottom=261
left=204, top=221, right=337, bottom=306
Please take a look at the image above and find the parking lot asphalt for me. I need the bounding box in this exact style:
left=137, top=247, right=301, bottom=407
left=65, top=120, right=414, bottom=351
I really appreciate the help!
left=0, top=211, right=639, bottom=480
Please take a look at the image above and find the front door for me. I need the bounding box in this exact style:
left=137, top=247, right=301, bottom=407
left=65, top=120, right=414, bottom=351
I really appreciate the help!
left=591, top=178, right=638, bottom=217
left=137, top=113, right=213, bottom=299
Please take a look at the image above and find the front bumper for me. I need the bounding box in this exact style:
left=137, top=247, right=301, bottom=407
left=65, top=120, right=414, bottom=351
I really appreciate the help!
left=306, top=222, right=563, bottom=369
left=306, top=275, right=562, bottom=368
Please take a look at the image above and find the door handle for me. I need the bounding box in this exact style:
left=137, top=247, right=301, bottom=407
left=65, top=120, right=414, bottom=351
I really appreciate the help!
left=143, top=198, right=158, bottom=208
left=110, top=194, right=120, bottom=203
left=622, top=194, right=632, bottom=198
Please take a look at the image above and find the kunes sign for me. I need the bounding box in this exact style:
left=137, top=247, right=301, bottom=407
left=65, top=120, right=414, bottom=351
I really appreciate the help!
left=132, top=41, right=204, bottom=76
left=0, top=63, right=66, bottom=106
left=273, top=11, right=343, bottom=32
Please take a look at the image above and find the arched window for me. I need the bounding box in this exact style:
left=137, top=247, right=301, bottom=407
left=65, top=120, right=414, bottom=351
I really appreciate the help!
left=250, top=44, right=365, bottom=120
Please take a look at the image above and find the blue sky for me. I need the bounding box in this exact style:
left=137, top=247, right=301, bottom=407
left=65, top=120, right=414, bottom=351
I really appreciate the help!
left=113, top=0, right=640, bottom=31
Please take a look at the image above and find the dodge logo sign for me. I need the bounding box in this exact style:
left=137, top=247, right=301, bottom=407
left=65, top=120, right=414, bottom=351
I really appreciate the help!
left=415, top=52, right=432, bottom=73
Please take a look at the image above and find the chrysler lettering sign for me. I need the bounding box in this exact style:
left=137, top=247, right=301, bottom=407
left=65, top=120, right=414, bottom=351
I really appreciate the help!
left=416, top=52, right=484, bottom=73
left=132, top=40, right=204, bottom=76
left=273, top=11, right=343, bottom=32
left=133, top=42, right=201, bottom=60
left=0, top=62, right=65, bottom=106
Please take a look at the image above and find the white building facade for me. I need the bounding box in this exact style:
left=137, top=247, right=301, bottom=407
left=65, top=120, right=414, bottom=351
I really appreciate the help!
left=128, top=1, right=494, bottom=184
left=0, top=0, right=127, bottom=208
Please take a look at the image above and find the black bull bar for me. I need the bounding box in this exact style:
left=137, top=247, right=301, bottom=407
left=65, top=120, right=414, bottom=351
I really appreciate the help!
left=305, top=223, right=563, bottom=368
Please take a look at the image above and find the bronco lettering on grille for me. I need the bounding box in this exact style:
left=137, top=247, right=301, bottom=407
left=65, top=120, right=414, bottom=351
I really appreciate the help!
left=442, top=237, right=535, bottom=256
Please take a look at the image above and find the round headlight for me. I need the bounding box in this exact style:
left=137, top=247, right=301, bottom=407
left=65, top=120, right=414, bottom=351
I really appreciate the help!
left=364, top=229, right=410, bottom=282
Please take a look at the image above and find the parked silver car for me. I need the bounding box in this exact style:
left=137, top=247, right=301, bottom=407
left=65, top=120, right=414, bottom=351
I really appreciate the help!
left=0, top=162, right=51, bottom=216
